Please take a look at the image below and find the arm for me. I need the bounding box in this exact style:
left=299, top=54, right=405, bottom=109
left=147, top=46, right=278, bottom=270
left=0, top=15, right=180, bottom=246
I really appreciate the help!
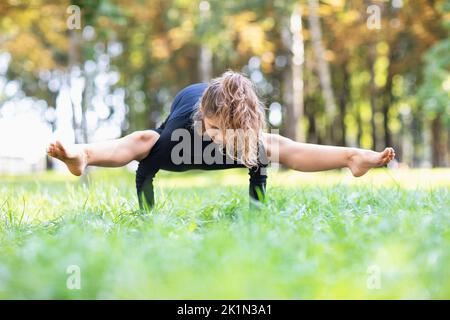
left=249, top=165, right=267, bottom=204
left=136, top=170, right=158, bottom=211
left=135, top=148, right=161, bottom=211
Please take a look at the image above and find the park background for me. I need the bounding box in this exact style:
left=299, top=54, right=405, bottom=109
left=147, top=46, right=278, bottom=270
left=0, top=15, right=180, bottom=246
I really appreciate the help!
left=0, top=0, right=449, bottom=299
left=0, top=0, right=449, bottom=171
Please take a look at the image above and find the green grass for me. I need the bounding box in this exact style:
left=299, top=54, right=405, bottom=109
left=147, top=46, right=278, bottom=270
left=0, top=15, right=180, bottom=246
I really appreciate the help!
left=0, top=168, right=449, bottom=299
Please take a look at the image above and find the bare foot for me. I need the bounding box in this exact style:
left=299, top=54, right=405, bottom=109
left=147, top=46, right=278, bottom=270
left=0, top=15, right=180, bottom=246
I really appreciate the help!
left=348, top=147, right=395, bottom=177
left=46, top=140, right=88, bottom=176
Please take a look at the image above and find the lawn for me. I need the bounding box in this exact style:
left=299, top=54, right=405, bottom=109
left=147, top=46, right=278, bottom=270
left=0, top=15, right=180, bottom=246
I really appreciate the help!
left=0, top=167, right=449, bottom=299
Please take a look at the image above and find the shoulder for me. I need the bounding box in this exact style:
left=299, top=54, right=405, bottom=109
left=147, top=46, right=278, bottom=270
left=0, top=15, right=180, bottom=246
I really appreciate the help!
left=170, top=83, right=209, bottom=118
left=177, top=82, right=209, bottom=96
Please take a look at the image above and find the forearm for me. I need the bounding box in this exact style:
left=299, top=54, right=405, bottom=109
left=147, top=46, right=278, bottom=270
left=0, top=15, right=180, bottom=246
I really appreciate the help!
left=136, top=159, right=159, bottom=211
left=137, top=175, right=156, bottom=210
left=249, top=162, right=267, bottom=208
left=250, top=183, right=266, bottom=202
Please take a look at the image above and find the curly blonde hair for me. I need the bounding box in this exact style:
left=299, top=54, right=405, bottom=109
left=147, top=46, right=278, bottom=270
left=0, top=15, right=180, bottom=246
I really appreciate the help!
left=192, top=70, right=267, bottom=168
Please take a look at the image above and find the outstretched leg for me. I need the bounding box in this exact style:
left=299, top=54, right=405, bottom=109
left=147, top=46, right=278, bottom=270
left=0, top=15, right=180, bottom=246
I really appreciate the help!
left=47, top=130, right=160, bottom=176
left=263, top=133, right=395, bottom=177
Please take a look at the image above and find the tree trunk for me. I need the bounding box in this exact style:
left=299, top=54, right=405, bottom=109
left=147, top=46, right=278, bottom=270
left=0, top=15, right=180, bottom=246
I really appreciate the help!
left=356, top=104, right=363, bottom=148
left=447, top=126, right=450, bottom=166
left=290, top=5, right=305, bottom=142
left=308, top=0, right=337, bottom=144
left=198, top=1, right=213, bottom=82
left=282, top=57, right=295, bottom=140
left=68, top=28, right=81, bottom=143
left=306, top=103, right=318, bottom=143
left=144, top=74, right=158, bottom=130
left=368, top=43, right=378, bottom=150
left=337, top=61, right=350, bottom=146
left=411, top=109, right=423, bottom=167
left=382, top=55, right=394, bottom=148
left=199, top=44, right=213, bottom=83
left=431, top=115, right=445, bottom=167
left=81, top=72, right=91, bottom=144
left=280, top=5, right=305, bottom=142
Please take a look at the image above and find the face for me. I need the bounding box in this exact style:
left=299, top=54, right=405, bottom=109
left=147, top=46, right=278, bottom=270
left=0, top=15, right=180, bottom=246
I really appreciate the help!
left=203, top=116, right=224, bottom=144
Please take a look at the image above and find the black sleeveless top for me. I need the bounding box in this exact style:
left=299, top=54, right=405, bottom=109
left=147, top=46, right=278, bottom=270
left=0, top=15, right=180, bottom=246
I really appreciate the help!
left=135, top=83, right=269, bottom=209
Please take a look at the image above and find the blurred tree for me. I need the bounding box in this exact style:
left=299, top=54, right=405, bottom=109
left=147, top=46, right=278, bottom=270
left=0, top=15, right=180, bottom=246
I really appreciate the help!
left=418, top=34, right=450, bottom=166
left=308, top=0, right=337, bottom=144
left=0, top=0, right=448, bottom=169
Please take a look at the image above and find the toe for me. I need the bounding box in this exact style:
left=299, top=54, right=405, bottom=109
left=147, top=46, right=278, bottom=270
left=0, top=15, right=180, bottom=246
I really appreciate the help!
left=55, top=141, right=66, bottom=155
left=377, top=148, right=389, bottom=164
left=384, top=148, right=395, bottom=163
left=390, top=150, right=395, bottom=160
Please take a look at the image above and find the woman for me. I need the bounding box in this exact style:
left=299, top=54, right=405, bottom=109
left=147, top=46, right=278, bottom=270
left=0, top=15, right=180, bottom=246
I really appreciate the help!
left=47, top=70, right=395, bottom=209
